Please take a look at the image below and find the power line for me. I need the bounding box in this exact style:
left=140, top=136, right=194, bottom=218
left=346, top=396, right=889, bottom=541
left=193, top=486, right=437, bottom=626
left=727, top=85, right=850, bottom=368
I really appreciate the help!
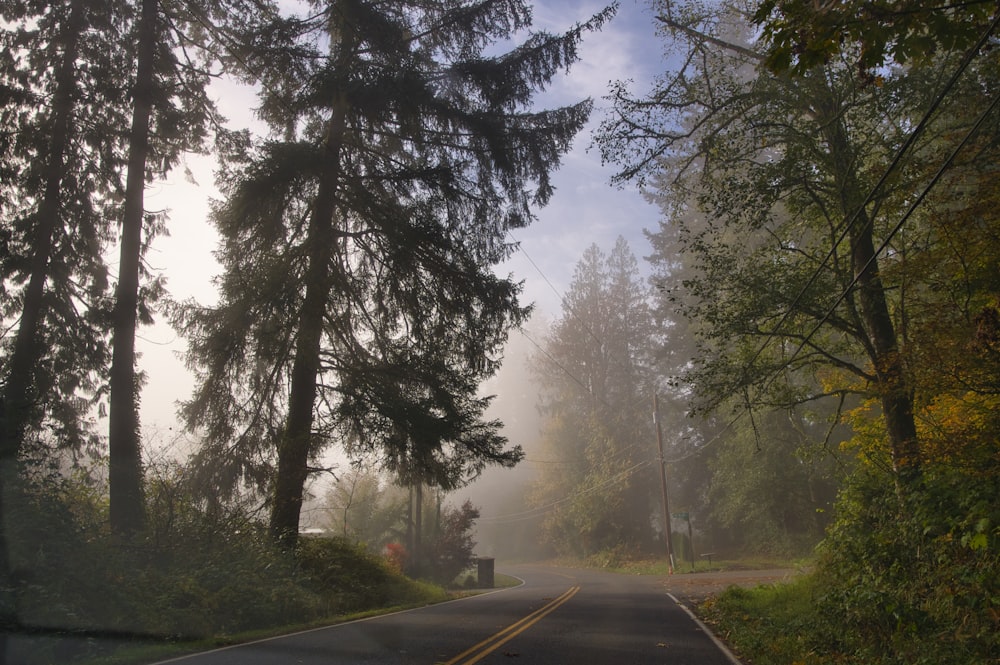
left=507, top=230, right=652, bottom=398
left=774, top=89, right=1000, bottom=387
left=477, top=459, right=652, bottom=524
left=516, top=325, right=599, bottom=403
left=733, top=11, right=1000, bottom=398
left=634, top=20, right=1000, bottom=467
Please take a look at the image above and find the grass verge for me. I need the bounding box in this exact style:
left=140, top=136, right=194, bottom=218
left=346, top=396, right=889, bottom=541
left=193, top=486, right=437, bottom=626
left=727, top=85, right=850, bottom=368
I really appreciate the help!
left=78, top=583, right=453, bottom=665
left=81, top=572, right=522, bottom=664
left=598, top=555, right=810, bottom=576
left=696, top=575, right=832, bottom=665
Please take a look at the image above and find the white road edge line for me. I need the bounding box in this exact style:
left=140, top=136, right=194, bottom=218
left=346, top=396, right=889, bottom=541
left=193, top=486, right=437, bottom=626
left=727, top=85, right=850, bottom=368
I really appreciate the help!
left=667, top=592, right=743, bottom=665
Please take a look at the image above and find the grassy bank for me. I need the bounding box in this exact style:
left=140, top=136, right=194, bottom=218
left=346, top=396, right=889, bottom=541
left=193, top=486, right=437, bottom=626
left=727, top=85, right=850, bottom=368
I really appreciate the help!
left=78, top=568, right=519, bottom=664
left=3, top=485, right=452, bottom=665
left=76, top=586, right=451, bottom=665
left=7, top=535, right=451, bottom=665
left=698, top=576, right=830, bottom=664
left=698, top=568, right=999, bottom=665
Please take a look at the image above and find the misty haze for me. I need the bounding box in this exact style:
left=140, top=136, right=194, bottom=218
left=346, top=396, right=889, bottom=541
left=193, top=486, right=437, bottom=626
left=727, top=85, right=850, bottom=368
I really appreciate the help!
left=2, top=1, right=997, bottom=664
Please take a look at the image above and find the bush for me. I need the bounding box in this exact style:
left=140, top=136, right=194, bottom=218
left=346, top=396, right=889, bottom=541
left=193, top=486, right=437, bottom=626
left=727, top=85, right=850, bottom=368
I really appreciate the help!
left=3, top=463, right=445, bottom=664
left=296, top=535, right=420, bottom=612
left=699, top=466, right=1000, bottom=665
left=814, top=467, right=1000, bottom=664
left=423, top=500, right=480, bottom=585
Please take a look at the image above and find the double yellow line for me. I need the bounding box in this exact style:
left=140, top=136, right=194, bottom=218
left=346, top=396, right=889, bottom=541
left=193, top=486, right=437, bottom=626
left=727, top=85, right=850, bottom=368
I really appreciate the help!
left=440, top=585, right=580, bottom=665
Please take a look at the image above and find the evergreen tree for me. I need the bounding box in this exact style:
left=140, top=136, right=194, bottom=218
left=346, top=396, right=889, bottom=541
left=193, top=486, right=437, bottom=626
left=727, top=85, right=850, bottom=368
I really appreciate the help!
left=0, top=0, right=125, bottom=474
left=107, top=0, right=230, bottom=533
left=174, top=0, right=616, bottom=547
left=2, top=0, right=252, bottom=536
left=529, top=238, right=658, bottom=556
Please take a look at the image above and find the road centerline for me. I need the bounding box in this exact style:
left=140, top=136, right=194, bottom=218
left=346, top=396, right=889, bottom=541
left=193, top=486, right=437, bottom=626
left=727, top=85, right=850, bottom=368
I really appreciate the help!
left=439, top=585, right=580, bottom=665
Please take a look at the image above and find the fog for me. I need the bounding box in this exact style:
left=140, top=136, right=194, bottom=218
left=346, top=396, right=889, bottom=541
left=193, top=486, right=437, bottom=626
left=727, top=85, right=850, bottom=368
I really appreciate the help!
left=455, top=315, right=554, bottom=562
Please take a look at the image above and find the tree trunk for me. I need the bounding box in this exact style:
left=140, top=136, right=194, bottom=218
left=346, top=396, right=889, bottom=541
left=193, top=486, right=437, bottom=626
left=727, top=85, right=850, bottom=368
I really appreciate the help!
left=109, top=0, right=158, bottom=535
left=0, top=2, right=84, bottom=464
left=268, top=88, right=349, bottom=549
left=822, top=98, right=922, bottom=492
left=0, top=6, right=86, bottom=645
left=413, top=482, right=423, bottom=576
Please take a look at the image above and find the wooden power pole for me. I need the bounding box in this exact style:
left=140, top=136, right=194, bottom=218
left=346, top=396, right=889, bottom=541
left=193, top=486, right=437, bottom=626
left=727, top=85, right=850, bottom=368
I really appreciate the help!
left=654, top=393, right=675, bottom=574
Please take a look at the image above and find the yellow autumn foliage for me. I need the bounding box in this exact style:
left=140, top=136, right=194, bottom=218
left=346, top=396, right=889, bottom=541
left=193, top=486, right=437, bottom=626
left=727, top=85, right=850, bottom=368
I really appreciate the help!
left=917, top=391, right=1000, bottom=472
left=841, top=391, right=1000, bottom=474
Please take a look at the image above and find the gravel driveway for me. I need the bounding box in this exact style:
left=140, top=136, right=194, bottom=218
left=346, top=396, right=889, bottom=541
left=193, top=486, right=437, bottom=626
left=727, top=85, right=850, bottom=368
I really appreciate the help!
left=660, top=568, right=801, bottom=604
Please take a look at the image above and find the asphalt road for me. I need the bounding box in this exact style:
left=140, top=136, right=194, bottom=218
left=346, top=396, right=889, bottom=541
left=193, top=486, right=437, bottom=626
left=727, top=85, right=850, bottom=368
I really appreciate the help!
left=152, top=564, right=740, bottom=665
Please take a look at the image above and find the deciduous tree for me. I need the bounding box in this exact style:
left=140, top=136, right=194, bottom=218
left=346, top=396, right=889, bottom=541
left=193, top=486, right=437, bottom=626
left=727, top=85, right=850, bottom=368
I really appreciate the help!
left=597, top=0, right=954, bottom=495
left=752, top=0, right=999, bottom=75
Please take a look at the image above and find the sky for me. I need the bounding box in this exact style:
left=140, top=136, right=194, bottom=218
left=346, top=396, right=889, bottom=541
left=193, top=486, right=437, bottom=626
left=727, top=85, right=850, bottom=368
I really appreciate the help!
left=135, top=0, right=670, bottom=458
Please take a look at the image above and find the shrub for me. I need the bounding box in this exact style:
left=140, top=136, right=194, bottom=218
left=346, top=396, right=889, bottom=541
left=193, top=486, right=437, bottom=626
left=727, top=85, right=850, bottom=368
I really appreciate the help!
left=700, top=466, right=1000, bottom=665
left=3, top=462, right=445, bottom=664
left=424, top=500, right=480, bottom=585
left=814, top=467, right=1000, bottom=664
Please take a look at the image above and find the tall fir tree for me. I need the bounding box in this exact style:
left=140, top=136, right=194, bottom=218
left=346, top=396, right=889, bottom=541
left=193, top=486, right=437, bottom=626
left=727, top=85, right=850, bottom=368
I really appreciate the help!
left=2, top=0, right=249, bottom=536
left=105, top=0, right=268, bottom=533
left=174, top=0, right=616, bottom=547
left=529, top=238, right=658, bottom=556
left=0, top=0, right=126, bottom=474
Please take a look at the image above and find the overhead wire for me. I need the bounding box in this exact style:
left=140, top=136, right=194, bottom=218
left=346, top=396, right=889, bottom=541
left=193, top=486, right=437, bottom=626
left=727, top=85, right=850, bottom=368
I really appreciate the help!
left=676, top=17, right=1000, bottom=486
left=734, top=11, right=1000, bottom=397
left=507, top=229, right=662, bottom=418
left=477, top=459, right=652, bottom=524
left=508, top=253, right=659, bottom=469
left=773, top=89, right=1000, bottom=384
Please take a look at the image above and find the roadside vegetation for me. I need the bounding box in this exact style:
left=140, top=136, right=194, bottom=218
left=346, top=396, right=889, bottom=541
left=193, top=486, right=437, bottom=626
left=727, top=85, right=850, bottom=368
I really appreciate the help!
left=520, top=2, right=1000, bottom=663
left=1, top=0, right=606, bottom=660
left=4, top=464, right=460, bottom=665
left=3, top=1, right=999, bottom=664
left=701, top=468, right=1000, bottom=665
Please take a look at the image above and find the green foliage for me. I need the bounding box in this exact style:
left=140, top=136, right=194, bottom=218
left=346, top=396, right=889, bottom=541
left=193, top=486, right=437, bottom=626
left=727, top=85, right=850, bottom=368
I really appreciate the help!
left=706, top=408, right=844, bottom=556
left=604, top=4, right=1000, bottom=662
left=3, top=465, right=444, bottom=664
left=424, top=500, right=481, bottom=586
left=701, top=468, right=1000, bottom=665
left=296, top=536, right=439, bottom=613
left=699, top=576, right=840, bottom=665
left=814, top=467, right=1000, bottom=664
left=0, top=0, right=123, bottom=463
left=529, top=239, right=659, bottom=557
left=174, top=0, right=617, bottom=544
left=322, top=464, right=408, bottom=548
left=321, top=467, right=483, bottom=586
left=753, top=0, right=999, bottom=75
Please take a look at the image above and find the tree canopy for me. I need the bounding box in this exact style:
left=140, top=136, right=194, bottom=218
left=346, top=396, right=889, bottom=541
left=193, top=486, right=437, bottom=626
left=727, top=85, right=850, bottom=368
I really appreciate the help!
left=599, top=0, right=1000, bottom=494
left=528, top=238, right=659, bottom=556
left=752, top=0, right=1000, bottom=75
left=599, top=1, right=999, bottom=656
left=174, top=0, right=617, bottom=546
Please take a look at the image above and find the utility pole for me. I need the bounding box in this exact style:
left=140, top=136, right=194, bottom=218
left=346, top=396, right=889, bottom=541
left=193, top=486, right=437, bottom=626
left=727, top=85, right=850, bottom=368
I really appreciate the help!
left=413, top=481, right=423, bottom=576
left=654, top=393, right=675, bottom=575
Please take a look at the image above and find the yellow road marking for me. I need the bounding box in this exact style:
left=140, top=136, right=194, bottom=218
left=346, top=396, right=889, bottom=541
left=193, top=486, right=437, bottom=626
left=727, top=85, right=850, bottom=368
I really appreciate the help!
left=441, top=585, right=580, bottom=665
